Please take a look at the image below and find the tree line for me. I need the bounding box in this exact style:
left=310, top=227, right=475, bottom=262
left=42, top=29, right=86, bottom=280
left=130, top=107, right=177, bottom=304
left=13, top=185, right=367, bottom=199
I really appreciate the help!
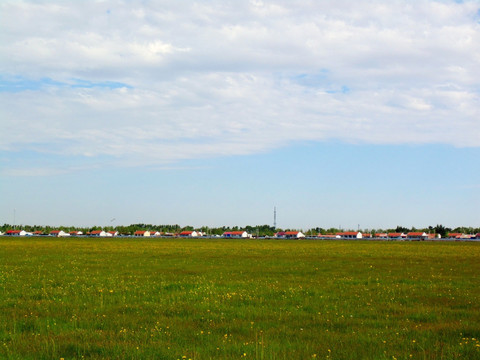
left=1, top=223, right=479, bottom=238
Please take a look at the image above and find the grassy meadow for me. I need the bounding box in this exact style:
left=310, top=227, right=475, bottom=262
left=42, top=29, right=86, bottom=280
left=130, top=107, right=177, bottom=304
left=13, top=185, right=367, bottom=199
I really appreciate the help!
left=0, top=237, right=479, bottom=359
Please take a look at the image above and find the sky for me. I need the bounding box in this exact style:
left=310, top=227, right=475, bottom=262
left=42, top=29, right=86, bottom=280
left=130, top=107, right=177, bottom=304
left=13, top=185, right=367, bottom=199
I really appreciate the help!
left=1, top=0, right=479, bottom=230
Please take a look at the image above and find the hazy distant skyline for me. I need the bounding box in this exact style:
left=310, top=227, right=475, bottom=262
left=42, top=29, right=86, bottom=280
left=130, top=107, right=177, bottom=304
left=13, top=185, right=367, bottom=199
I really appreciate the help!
left=1, top=1, right=479, bottom=229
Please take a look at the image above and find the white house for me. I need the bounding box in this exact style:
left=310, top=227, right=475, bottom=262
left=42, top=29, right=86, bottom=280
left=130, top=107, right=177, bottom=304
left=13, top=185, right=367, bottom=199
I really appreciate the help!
left=179, top=231, right=199, bottom=237
left=134, top=230, right=150, bottom=237
left=50, top=230, right=69, bottom=237
left=337, top=232, right=363, bottom=239
left=223, top=231, right=251, bottom=238
left=90, top=230, right=107, bottom=237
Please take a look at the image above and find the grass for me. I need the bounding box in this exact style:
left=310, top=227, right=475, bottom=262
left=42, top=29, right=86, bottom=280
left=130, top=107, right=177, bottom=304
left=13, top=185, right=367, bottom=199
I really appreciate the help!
left=0, top=237, right=479, bottom=359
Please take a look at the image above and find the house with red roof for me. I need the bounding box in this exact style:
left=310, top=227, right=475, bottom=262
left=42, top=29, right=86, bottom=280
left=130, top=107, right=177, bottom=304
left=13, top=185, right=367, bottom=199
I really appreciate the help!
left=387, top=232, right=407, bottom=239
left=89, top=230, right=107, bottom=237
left=6, top=229, right=27, bottom=236
left=407, top=232, right=428, bottom=240
left=317, top=234, right=341, bottom=239
left=448, top=233, right=463, bottom=239
left=285, top=231, right=305, bottom=239
left=179, top=231, right=199, bottom=237
left=447, top=233, right=475, bottom=239
left=275, top=231, right=305, bottom=239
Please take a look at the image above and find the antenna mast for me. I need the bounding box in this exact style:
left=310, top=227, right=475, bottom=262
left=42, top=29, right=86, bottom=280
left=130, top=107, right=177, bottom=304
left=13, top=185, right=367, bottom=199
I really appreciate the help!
left=273, top=206, right=277, bottom=229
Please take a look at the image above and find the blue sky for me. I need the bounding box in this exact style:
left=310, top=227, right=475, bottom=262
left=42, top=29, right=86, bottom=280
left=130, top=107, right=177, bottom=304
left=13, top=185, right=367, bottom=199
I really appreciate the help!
left=1, top=0, right=479, bottom=230
left=1, top=143, right=478, bottom=230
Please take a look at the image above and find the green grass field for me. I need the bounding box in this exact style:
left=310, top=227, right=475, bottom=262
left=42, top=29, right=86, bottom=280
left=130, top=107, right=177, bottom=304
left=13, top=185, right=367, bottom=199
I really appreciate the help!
left=0, top=238, right=479, bottom=359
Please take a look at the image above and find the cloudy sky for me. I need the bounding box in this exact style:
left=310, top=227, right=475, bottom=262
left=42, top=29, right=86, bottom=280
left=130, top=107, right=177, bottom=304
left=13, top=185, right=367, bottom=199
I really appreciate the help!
left=1, top=0, right=479, bottom=230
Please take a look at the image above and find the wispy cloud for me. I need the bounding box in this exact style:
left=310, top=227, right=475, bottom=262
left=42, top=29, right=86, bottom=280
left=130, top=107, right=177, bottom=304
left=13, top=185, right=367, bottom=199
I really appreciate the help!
left=1, top=167, right=70, bottom=177
left=0, top=76, right=131, bottom=92
left=1, top=0, right=479, bottom=174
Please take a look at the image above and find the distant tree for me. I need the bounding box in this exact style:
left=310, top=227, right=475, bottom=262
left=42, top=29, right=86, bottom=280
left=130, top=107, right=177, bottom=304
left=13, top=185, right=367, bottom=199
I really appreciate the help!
left=6, top=222, right=480, bottom=238
left=326, top=228, right=341, bottom=234
left=396, top=226, right=410, bottom=233
left=312, top=227, right=325, bottom=235
left=1, top=223, right=11, bottom=232
left=434, top=224, right=450, bottom=238
left=453, top=226, right=478, bottom=235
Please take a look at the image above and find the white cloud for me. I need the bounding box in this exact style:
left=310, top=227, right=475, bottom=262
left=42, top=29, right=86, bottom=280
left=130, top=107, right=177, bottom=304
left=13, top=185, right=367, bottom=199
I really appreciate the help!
left=1, top=0, right=479, bottom=173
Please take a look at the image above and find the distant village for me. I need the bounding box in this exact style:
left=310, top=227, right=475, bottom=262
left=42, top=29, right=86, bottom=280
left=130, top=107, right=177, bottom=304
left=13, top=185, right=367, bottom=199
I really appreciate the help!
left=2, top=228, right=480, bottom=240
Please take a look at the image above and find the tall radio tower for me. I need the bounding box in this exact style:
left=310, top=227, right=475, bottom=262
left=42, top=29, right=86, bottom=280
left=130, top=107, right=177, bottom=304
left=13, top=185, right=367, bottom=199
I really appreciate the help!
left=273, top=206, right=277, bottom=229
